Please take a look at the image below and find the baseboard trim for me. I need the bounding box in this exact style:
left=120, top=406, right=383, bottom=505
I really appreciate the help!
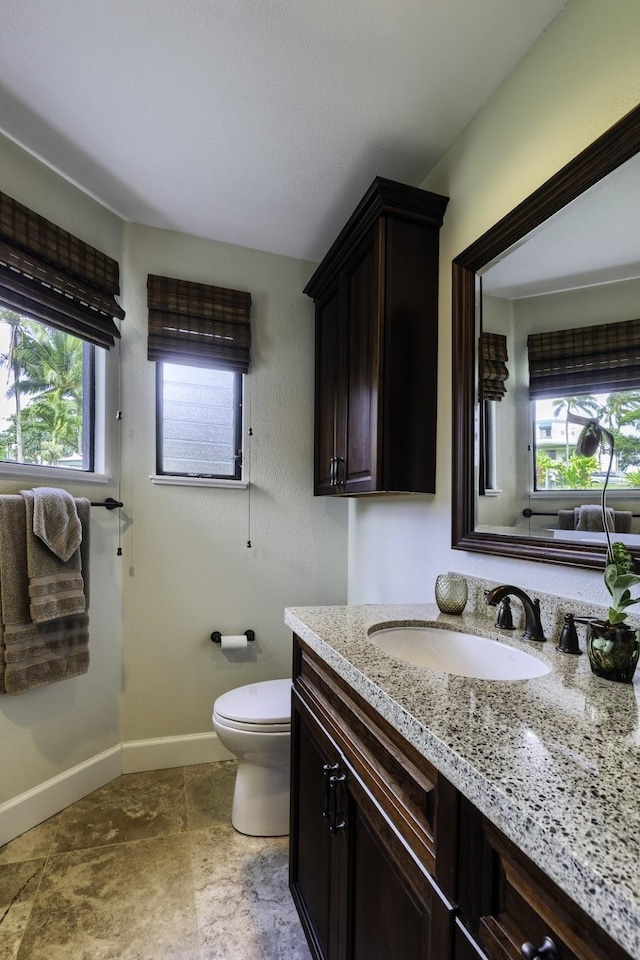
left=0, top=734, right=234, bottom=848
left=0, top=746, right=122, bottom=848
left=121, top=732, right=233, bottom=773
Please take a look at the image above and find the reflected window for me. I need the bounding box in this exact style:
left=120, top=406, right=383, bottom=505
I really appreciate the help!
left=533, top=390, right=640, bottom=491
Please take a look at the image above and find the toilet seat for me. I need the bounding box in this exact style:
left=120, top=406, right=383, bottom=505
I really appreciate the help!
left=214, top=678, right=291, bottom=728
left=213, top=713, right=290, bottom=734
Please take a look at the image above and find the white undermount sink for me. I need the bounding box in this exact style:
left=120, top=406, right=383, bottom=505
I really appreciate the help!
left=368, top=625, right=551, bottom=681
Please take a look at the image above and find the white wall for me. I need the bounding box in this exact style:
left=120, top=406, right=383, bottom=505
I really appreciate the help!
left=348, top=0, right=640, bottom=608
left=0, top=140, right=348, bottom=809
left=120, top=223, right=347, bottom=742
left=0, top=134, right=123, bottom=804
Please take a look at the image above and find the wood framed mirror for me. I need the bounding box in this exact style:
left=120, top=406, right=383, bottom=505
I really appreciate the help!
left=452, top=103, right=640, bottom=570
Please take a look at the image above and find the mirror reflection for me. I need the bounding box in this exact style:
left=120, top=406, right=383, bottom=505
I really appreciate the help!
left=475, top=151, right=640, bottom=549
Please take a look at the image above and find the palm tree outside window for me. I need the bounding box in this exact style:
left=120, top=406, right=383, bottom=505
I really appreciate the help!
left=0, top=309, right=94, bottom=470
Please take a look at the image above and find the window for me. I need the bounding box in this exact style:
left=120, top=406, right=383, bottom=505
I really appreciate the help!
left=0, top=191, right=124, bottom=476
left=156, top=362, right=242, bottom=479
left=147, top=273, right=251, bottom=484
left=0, top=310, right=95, bottom=470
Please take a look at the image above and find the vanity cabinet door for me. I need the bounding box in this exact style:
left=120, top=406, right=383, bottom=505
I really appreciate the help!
left=346, top=765, right=441, bottom=960
left=290, top=691, right=347, bottom=960
left=290, top=684, right=452, bottom=960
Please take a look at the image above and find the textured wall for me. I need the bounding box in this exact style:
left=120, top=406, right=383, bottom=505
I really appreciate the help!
left=348, top=0, right=640, bottom=607
left=0, top=134, right=123, bottom=803
left=120, top=223, right=347, bottom=741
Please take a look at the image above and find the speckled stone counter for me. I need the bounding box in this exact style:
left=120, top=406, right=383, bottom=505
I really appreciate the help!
left=285, top=589, right=640, bottom=959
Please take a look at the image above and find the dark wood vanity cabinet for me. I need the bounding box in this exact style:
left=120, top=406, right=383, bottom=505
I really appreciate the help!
left=290, top=634, right=634, bottom=960
left=290, top=636, right=453, bottom=959
left=305, top=178, right=448, bottom=496
left=455, top=797, right=631, bottom=960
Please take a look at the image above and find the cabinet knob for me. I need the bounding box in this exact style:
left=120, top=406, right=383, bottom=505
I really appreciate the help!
left=521, top=936, right=560, bottom=959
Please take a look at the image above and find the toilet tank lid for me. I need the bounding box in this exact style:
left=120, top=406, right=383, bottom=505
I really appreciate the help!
left=214, top=678, right=291, bottom=724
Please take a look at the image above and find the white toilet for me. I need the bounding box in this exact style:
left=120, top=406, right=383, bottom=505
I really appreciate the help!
left=212, top=678, right=291, bottom=837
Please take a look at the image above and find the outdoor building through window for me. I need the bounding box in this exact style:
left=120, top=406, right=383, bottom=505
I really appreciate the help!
left=533, top=390, right=640, bottom=491
left=0, top=309, right=94, bottom=470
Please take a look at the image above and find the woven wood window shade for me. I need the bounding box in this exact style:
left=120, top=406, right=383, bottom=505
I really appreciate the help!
left=480, top=332, right=509, bottom=401
left=528, top=318, right=640, bottom=399
left=0, top=192, right=124, bottom=348
left=147, top=274, right=251, bottom=372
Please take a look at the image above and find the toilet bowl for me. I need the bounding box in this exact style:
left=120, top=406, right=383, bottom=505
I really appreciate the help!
left=212, top=678, right=291, bottom=837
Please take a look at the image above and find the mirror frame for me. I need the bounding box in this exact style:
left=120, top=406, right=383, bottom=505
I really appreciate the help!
left=452, top=103, right=640, bottom=571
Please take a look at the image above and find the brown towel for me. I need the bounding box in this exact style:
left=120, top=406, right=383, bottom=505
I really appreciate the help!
left=0, top=495, right=90, bottom=696
left=21, top=490, right=88, bottom=623
left=558, top=509, right=575, bottom=530
left=575, top=504, right=614, bottom=532
left=32, top=486, right=82, bottom=561
left=614, top=511, right=633, bottom=534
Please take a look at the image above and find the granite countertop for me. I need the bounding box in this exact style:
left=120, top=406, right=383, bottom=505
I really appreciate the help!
left=284, top=601, right=640, bottom=959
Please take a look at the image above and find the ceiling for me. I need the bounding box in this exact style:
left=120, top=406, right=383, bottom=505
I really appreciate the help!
left=482, top=151, right=640, bottom=299
left=0, top=0, right=566, bottom=263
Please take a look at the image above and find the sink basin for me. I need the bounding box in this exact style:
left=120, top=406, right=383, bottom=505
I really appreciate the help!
left=368, top=626, right=551, bottom=681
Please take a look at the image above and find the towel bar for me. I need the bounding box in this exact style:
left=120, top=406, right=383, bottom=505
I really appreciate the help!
left=90, top=498, right=123, bottom=510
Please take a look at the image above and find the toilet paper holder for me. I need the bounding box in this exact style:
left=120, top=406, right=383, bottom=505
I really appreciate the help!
left=210, top=629, right=255, bottom=644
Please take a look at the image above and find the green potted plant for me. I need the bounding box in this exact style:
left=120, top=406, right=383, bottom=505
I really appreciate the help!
left=568, top=413, right=640, bottom=682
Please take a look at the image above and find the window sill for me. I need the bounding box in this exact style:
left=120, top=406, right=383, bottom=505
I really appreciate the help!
left=530, top=489, right=640, bottom=500
left=0, top=462, right=111, bottom=484
left=150, top=475, right=249, bottom=489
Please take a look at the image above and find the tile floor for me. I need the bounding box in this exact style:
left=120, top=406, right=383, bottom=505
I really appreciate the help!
left=0, top=761, right=312, bottom=960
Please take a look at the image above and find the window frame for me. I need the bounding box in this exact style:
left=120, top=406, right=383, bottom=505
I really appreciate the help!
left=155, top=361, right=244, bottom=482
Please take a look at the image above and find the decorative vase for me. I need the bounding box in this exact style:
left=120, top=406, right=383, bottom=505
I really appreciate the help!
left=435, top=574, right=468, bottom=615
left=586, top=620, right=640, bottom=683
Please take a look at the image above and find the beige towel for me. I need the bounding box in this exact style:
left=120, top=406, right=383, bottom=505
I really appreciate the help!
left=32, top=486, right=82, bottom=561
left=575, top=504, right=614, bottom=532
left=21, top=490, right=88, bottom=623
left=0, top=495, right=90, bottom=695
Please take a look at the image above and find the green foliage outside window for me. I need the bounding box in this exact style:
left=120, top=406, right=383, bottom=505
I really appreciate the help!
left=0, top=309, right=85, bottom=467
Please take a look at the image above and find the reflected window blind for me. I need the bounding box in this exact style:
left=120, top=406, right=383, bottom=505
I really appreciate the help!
left=147, top=274, right=251, bottom=372
left=528, top=318, right=640, bottom=399
left=480, top=332, right=509, bottom=401
left=0, top=192, right=124, bottom=348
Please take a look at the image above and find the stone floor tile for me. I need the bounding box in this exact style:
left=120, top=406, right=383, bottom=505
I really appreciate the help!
left=0, top=859, right=45, bottom=960
left=190, top=824, right=311, bottom=960
left=52, top=768, right=189, bottom=854
left=184, top=761, right=236, bottom=831
left=17, top=834, right=200, bottom=960
left=0, top=817, right=60, bottom=866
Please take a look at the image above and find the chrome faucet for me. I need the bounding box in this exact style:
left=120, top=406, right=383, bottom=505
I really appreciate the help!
left=484, top=585, right=547, bottom=642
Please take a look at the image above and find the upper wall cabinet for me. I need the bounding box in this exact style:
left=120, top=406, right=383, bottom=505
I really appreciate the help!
left=305, top=178, right=448, bottom=497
